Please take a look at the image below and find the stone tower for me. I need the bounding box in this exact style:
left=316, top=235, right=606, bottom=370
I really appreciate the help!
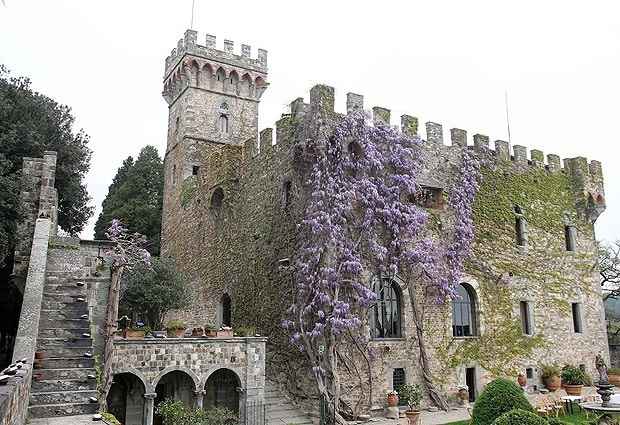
left=161, top=29, right=269, bottom=260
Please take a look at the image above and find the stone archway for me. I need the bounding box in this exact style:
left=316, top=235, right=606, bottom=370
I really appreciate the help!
left=107, top=372, right=146, bottom=425
left=204, top=368, right=241, bottom=413
left=154, top=370, right=196, bottom=425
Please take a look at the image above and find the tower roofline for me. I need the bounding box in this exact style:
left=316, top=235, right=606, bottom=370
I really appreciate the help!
left=164, top=29, right=268, bottom=80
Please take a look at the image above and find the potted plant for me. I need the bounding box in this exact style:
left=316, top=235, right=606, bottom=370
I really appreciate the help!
left=561, top=365, right=587, bottom=395
left=191, top=327, right=204, bottom=337
left=166, top=320, right=187, bottom=338
left=608, top=367, right=620, bottom=386
left=398, top=384, right=422, bottom=425
left=126, top=323, right=148, bottom=339
left=386, top=390, right=399, bottom=407
left=236, top=326, right=256, bottom=337
left=217, top=326, right=233, bottom=337
left=204, top=323, right=217, bottom=337
left=541, top=364, right=562, bottom=392
left=456, top=385, right=469, bottom=405
left=517, top=372, right=527, bottom=388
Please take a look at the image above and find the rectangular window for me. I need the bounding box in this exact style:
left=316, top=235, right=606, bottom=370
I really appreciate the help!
left=526, top=368, right=534, bottom=379
left=412, top=186, right=444, bottom=209
left=515, top=217, right=527, bottom=247
left=192, top=165, right=200, bottom=176
left=565, top=225, right=576, bottom=251
left=572, top=303, right=583, bottom=333
left=520, top=301, right=533, bottom=335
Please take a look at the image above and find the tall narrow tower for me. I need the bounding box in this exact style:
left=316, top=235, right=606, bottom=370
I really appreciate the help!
left=161, top=29, right=268, bottom=259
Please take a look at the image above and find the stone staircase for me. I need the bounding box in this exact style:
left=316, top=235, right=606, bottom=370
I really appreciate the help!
left=28, top=270, right=99, bottom=418
left=265, top=380, right=314, bottom=425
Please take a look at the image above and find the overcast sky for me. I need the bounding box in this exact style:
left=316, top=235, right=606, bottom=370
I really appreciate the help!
left=0, top=0, right=618, bottom=242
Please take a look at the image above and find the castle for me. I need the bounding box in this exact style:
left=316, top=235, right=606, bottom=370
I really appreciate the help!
left=160, top=29, right=609, bottom=411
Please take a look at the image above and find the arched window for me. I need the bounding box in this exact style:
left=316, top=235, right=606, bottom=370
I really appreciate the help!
left=211, top=187, right=224, bottom=210
left=452, top=283, right=477, bottom=337
left=219, top=115, right=229, bottom=134
left=220, top=294, right=231, bottom=327
left=282, top=181, right=292, bottom=209
left=371, top=279, right=402, bottom=339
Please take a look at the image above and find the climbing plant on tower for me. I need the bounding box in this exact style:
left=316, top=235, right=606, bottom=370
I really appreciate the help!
left=283, top=111, right=480, bottom=419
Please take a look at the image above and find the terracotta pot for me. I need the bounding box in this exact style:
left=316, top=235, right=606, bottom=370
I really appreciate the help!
left=458, top=388, right=469, bottom=401
left=609, top=373, right=620, bottom=386
left=191, top=327, right=204, bottom=337
left=33, top=360, right=43, bottom=370
left=34, top=351, right=45, bottom=360
left=405, top=410, right=421, bottom=425
left=217, top=329, right=233, bottom=338
left=564, top=384, right=583, bottom=396
left=125, top=329, right=146, bottom=339
left=168, top=328, right=186, bottom=338
left=544, top=375, right=561, bottom=392
left=32, top=373, right=43, bottom=382
left=387, top=393, right=398, bottom=407
left=518, top=374, right=527, bottom=387
left=205, top=329, right=217, bottom=337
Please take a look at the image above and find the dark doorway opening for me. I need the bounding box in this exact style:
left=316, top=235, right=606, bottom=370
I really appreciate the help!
left=205, top=368, right=240, bottom=413
left=0, top=256, right=22, bottom=369
left=107, top=372, right=145, bottom=425
left=466, top=367, right=476, bottom=402
left=154, top=371, right=195, bottom=425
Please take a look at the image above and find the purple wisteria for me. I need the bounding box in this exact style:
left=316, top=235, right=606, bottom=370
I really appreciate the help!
left=285, top=111, right=480, bottom=356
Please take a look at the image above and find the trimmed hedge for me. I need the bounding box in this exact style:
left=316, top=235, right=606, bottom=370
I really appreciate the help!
left=471, top=378, right=533, bottom=425
left=546, top=419, right=570, bottom=425
left=492, top=409, right=548, bottom=425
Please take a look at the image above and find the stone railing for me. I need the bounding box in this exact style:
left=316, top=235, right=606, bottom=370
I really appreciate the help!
left=0, top=363, right=32, bottom=425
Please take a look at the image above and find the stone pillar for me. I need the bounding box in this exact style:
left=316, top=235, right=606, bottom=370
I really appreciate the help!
left=143, top=392, right=157, bottom=425
left=193, top=389, right=205, bottom=409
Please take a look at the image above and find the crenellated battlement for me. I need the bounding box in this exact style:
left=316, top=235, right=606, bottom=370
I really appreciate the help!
left=164, top=29, right=267, bottom=79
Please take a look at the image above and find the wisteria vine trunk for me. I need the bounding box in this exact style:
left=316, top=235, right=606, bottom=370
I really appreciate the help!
left=284, top=111, right=480, bottom=417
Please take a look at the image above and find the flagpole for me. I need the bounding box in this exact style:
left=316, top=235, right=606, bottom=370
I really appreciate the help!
left=190, top=0, right=196, bottom=29
left=505, top=90, right=512, bottom=146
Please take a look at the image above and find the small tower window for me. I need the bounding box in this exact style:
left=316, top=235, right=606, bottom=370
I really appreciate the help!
left=514, top=206, right=527, bottom=247
left=174, top=117, right=180, bottom=135
left=211, top=187, right=224, bottom=210
left=565, top=225, right=576, bottom=251
left=412, top=186, right=444, bottom=209
left=172, top=164, right=177, bottom=185
left=220, top=293, right=232, bottom=327
left=192, top=165, right=200, bottom=176
left=219, top=115, right=229, bottom=134
left=282, top=181, right=292, bottom=209
left=520, top=301, right=533, bottom=335
left=572, top=302, right=583, bottom=333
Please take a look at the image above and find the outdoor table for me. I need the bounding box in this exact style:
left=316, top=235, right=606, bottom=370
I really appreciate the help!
left=581, top=402, right=620, bottom=425
left=561, top=395, right=583, bottom=414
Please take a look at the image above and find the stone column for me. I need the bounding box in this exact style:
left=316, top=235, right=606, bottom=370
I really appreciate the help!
left=143, top=392, right=157, bottom=425
left=193, top=389, right=205, bottom=409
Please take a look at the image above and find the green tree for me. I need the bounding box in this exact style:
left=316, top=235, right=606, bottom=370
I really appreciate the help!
left=120, top=257, right=189, bottom=330
left=0, top=65, right=92, bottom=265
left=94, top=145, right=163, bottom=255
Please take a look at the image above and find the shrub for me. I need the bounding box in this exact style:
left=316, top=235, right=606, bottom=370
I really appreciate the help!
left=546, top=418, right=570, bottom=425
left=561, top=365, right=587, bottom=385
left=101, top=412, right=122, bottom=425
left=540, top=364, right=561, bottom=380
left=166, top=320, right=187, bottom=331
left=398, top=384, right=423, bottom=411
left=471, top=378, right=533, bottom=425
left=492, top=409, right=547, bottom=425
left=156, top=399, right=237, bottom=425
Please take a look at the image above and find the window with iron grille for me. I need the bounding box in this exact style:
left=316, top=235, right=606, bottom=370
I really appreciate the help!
left=370, top=279, right=402, bottom=339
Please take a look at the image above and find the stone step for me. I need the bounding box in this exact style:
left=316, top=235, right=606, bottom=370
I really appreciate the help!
left=41, top=293, right=87, bottom=304
left=41, top=299, right=89, bottom=311
left=40, top=308, right=90, bottom=321
left=34, top=356, right=95, bottom=369
left=266, top=405, right=299, bottom=415
left=34, top=368, right=96, bottom=381
left=36, top=346, right=93, bottom=358
left=266, top=416, right=313, bottom=424
left=38, top=317, right=89, bottom=330
left=28, top=402, right=99, bottom=418
left=31, top=378, right=97, bottom=392
left=38, top=328, right=91, bottom=339
left=43, top=284, right=88, bottom=296
left=30, top=389, right=98, bottom=406
left=37, top=337, right=92, bottom=349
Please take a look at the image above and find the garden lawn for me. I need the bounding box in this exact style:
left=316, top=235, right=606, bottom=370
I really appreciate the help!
left=441, top=411, right=590, bottom=425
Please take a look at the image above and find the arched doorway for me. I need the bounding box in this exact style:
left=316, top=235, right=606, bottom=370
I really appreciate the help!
left=107, top=372, right=145, bottom=425
left=154, top=370, right=195, bottom=425
left=204, top=368, right=240, bottom=413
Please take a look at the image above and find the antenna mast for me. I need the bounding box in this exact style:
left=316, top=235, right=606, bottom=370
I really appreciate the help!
left=505, top=90, right=512, bottom=145
left=190, top=0, right=196, bottom=29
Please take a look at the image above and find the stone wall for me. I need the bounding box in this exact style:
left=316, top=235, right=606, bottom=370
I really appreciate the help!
left=0, top=364, right=32, bottom=425
left=160, top=30, right=609, bottom=414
